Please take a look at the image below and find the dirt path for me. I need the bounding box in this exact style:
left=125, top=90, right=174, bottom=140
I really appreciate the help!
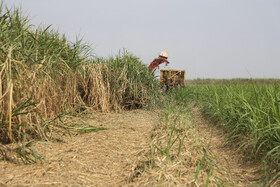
left=191, top=105, right=262, bottom=186
left=0, top=107, right=263, bottom=186
left=0, top=110, right=157, bottom=186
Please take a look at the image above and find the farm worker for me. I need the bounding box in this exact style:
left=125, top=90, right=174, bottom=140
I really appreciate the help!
left=148, top=51, right=170, bottom=71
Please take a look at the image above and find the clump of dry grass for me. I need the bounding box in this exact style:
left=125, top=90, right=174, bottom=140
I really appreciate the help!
left=79, top=53, right=160, bottom=112
left=0, top=6, right=86, bottom=145
left=127, top=101, right=217, bottom=186
left=0, top=47, right=85, bottom=162
left=127, top=97, right=252, bottom=186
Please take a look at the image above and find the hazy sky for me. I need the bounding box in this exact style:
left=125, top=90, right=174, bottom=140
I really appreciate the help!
left=4, top=0, right=280, bottom=79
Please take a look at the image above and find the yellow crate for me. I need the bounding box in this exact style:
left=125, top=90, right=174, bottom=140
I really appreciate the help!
left=160, top=70, right=185, bottom=89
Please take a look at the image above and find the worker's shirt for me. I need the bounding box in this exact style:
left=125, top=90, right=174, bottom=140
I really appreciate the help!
left=148, top=57, right=168, bottom=71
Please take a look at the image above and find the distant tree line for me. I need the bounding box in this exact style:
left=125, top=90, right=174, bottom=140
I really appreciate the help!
left=186, top=78, right=280, bottom=85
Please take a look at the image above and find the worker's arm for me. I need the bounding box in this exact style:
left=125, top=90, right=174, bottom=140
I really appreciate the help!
left=148, top=57, right=169, bottom=71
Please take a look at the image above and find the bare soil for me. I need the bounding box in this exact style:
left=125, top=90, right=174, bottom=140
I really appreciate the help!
left=0, top=108, right=262, bottom=186
left=0, top=110, right=157, bottom=186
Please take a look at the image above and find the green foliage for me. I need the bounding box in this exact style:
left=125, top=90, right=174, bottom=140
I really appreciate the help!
left=0, top=7, right=91, bottom=74
left=172, top=84, right=280, bottom=179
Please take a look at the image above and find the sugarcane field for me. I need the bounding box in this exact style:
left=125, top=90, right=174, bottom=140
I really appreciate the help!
left=0, top=1, right=280, bottom=186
